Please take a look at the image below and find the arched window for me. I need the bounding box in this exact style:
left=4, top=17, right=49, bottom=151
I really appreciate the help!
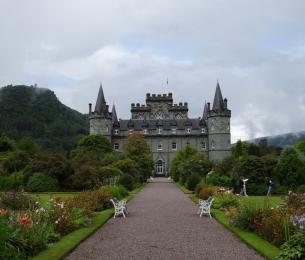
left=211, top=140, right=216, bottom=149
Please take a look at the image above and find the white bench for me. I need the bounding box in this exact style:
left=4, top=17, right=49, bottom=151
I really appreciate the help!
left=110, top=198, right=128, bottom=218
left=197, top=197, right=214, bottom=218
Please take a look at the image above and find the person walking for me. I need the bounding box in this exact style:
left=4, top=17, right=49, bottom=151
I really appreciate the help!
left=267, top=178, right=274, bottom=196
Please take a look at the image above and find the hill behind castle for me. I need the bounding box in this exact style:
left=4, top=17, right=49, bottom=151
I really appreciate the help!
left=0, top=85, right=88, bottom=152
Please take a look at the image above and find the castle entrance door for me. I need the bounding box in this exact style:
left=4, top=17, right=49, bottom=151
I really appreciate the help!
left=156, top=159, right=164, bottom=175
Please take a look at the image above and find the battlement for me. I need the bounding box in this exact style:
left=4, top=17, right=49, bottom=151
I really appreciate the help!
left=131, top=103, right=151, bottom=112
left=146, top=93, right=173, bottom=102
left=169, top=102, right=188, bottom=111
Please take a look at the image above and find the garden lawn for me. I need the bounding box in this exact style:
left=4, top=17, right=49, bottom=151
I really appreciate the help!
left=29, top=192, right=80, bottom=206
left=240, top=196, right=283, bottom=208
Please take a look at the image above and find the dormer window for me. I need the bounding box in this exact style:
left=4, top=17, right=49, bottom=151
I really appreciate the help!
left=114, top=129, right=119, bottom=135
left=186, top=128, right=191, bottom=134
left=172, top=128, right=177, bottom=134
left=158, top=128, right=162, bottom=135
left=201, top=128, right=206, bottom=134
left=142, top=129, right=148, bottom=135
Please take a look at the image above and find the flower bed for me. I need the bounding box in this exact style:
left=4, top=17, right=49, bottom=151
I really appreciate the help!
left=0, top=186, right=128, bottom=259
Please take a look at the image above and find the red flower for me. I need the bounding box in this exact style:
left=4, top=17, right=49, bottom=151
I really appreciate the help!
left=0, top=208, right=7, bottom=217
left=16, top=214, right=33, bottom=229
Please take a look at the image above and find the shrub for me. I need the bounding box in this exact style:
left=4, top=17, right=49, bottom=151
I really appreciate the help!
left=231, top=204, right=262, bottom=231
left=296, top=185, right=305, bottom=194
left=26, top=173, right=59, bottom=192
left=68, top=187, right=112, bottom=217
left=254, top=208, right=291, bottom=246
left=196, top=185, right=217, bottom=200
left=72, top=165, right=99, bottom=190
left=98, top=166, right=122, bottom=184
left=186, top=174, right=201, bottom=191
left=49, top=198, right=75, bottom=236
left=118, top=174, right=135, bottom=191
left=214, top=194, right=240, bottom=210
left=247, top=183, right=267, bottom=195
left=206, top=171, right=231, bottom=187
left=0, top=191, right=34, bottom=210
left=106, top=185, right=129, bottom=200
left=277, top=229, right=305, bottom=260
left=0, top=172, right=25, bottom=191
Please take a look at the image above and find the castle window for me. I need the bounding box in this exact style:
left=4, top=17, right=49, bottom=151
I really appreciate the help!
left=142, top=129, right=148, bottom=135
left=157, top=143, right=162, bottom=151
left=201, top=141, right=206, bottom=150
left=172, top=128, right=177, bottom=134
left=158, top=128, right=162, bottom=135
left=129, top=129, right=133, bottom=135
left=114, top=129, right=119, bottom=135
left=155, top=111, right=164, bottom=120
left=211, top=120, right=215, bottom=131
left=211, top=140, right=216, bottom=149
left=186, top=128, right=191, bottom=134
left=175, top=113, right=183, bottom=119
left=201, top=128, right=206, bottom=134
left=172, top=142, right=177, bottom=150
left=227, top=123, right=230, bottom=130
left=186, top=141, right=190, bottom=146
left=114, top=143, right=119, bottom=151
left=228, top=139, right=231, bottom=148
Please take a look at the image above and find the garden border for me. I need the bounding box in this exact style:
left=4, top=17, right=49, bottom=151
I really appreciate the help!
left=32, top=185, right=145, bottom=260
left=175, top=182, right=281, bottom=260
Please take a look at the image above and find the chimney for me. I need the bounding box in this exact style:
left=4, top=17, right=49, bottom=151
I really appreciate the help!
left=207, top=102, right=210, bottom=111
left=224, top=98, right=228, bottom=110
left=89, top=103, right=92, bottom=114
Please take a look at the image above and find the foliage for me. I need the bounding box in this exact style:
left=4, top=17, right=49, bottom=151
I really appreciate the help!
left=206, top=171, right=231, bottom=187
left=186, top=174, right=201, bottom=191
left=0, top=133, right=16, bottom=153
left=0, top=85, right=88, bottom=153
left=196, top=185, right=217, bottom=200
left=231, top=204, right=262, bottom=231
left=171, top=146, right=212, bottom=183
left=276, top=147, right=305, bottom=188
left=0, top=172, right=25, bottom=191
left=4, top=150, right=30, bottom=173
left=123, top=132, right=154, bottom=182
left=25, top=154, right=73, bottom=190
left=72, top=165, right=99, bottom=190
left=214, top=194, right=240, bottom=210
left=26, top=173, right=59, bottom=192
left=296, top=185, right=305, bottom=194
left=0, top=191, right=34, bottom=210
left=214, top=156, right=234, bottom=176
left=246, top=183, right=268, bottom=196
left=106, top=185, right=129, bottom=200
left=70, top=134, right=112, bottom=166
left=254, top=208, right=291, bottom=246
left=97, top=166, right=122, bottom=183
left=277, top=230, right=305, bottom=260
left=118, top=174, right=135, bottom=191
left=112, top=158, right=138, bottom=179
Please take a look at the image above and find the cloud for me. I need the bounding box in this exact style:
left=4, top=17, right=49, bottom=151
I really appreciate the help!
left=1, top=0, right=305, bottom=142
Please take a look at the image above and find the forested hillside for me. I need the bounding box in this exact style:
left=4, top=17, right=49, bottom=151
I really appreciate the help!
left=0, top=85, right=88, bottom=152
left=250, top=131, right=305, bottom=147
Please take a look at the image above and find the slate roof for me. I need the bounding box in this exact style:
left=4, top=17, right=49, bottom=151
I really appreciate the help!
left=94, top=83, right=107, bottom=114
left=115, top=118, right=206, bottom=130
left=212, top=82, right=225, bottom=111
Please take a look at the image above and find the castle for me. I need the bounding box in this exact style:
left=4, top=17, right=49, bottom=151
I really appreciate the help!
left=89, top=83, right=231, bottom=176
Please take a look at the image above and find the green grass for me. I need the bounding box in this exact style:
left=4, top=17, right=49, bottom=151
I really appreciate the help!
left=29, top=192, right=79, bottom=206
left=240, top=196, right=284, bottom=208
left=32, top=184, right=145, bottom=260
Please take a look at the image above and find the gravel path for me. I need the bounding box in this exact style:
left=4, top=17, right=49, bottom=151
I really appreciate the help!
left=66, top=178, right=264, bottom=260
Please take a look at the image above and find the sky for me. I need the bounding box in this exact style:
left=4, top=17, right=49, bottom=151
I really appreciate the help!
left=1, top=0, right=305, bottom=142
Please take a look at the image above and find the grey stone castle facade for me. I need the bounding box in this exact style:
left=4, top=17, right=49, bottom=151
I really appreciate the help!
left=89, top=83, right=231, bottom=176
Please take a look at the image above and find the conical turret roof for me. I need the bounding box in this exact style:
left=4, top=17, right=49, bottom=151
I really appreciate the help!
left=112, top=104, right=119, bottom=124
left=203, top=102, right=209, bottom=119
left=94, top=83, right=107, bottom=114
left=212, top=82, right=225, bottom=111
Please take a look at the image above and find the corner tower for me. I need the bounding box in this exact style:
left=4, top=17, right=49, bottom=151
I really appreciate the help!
left=207, top=82, right=231, bottom=160
left=89, top=83, right=112, bottom=140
